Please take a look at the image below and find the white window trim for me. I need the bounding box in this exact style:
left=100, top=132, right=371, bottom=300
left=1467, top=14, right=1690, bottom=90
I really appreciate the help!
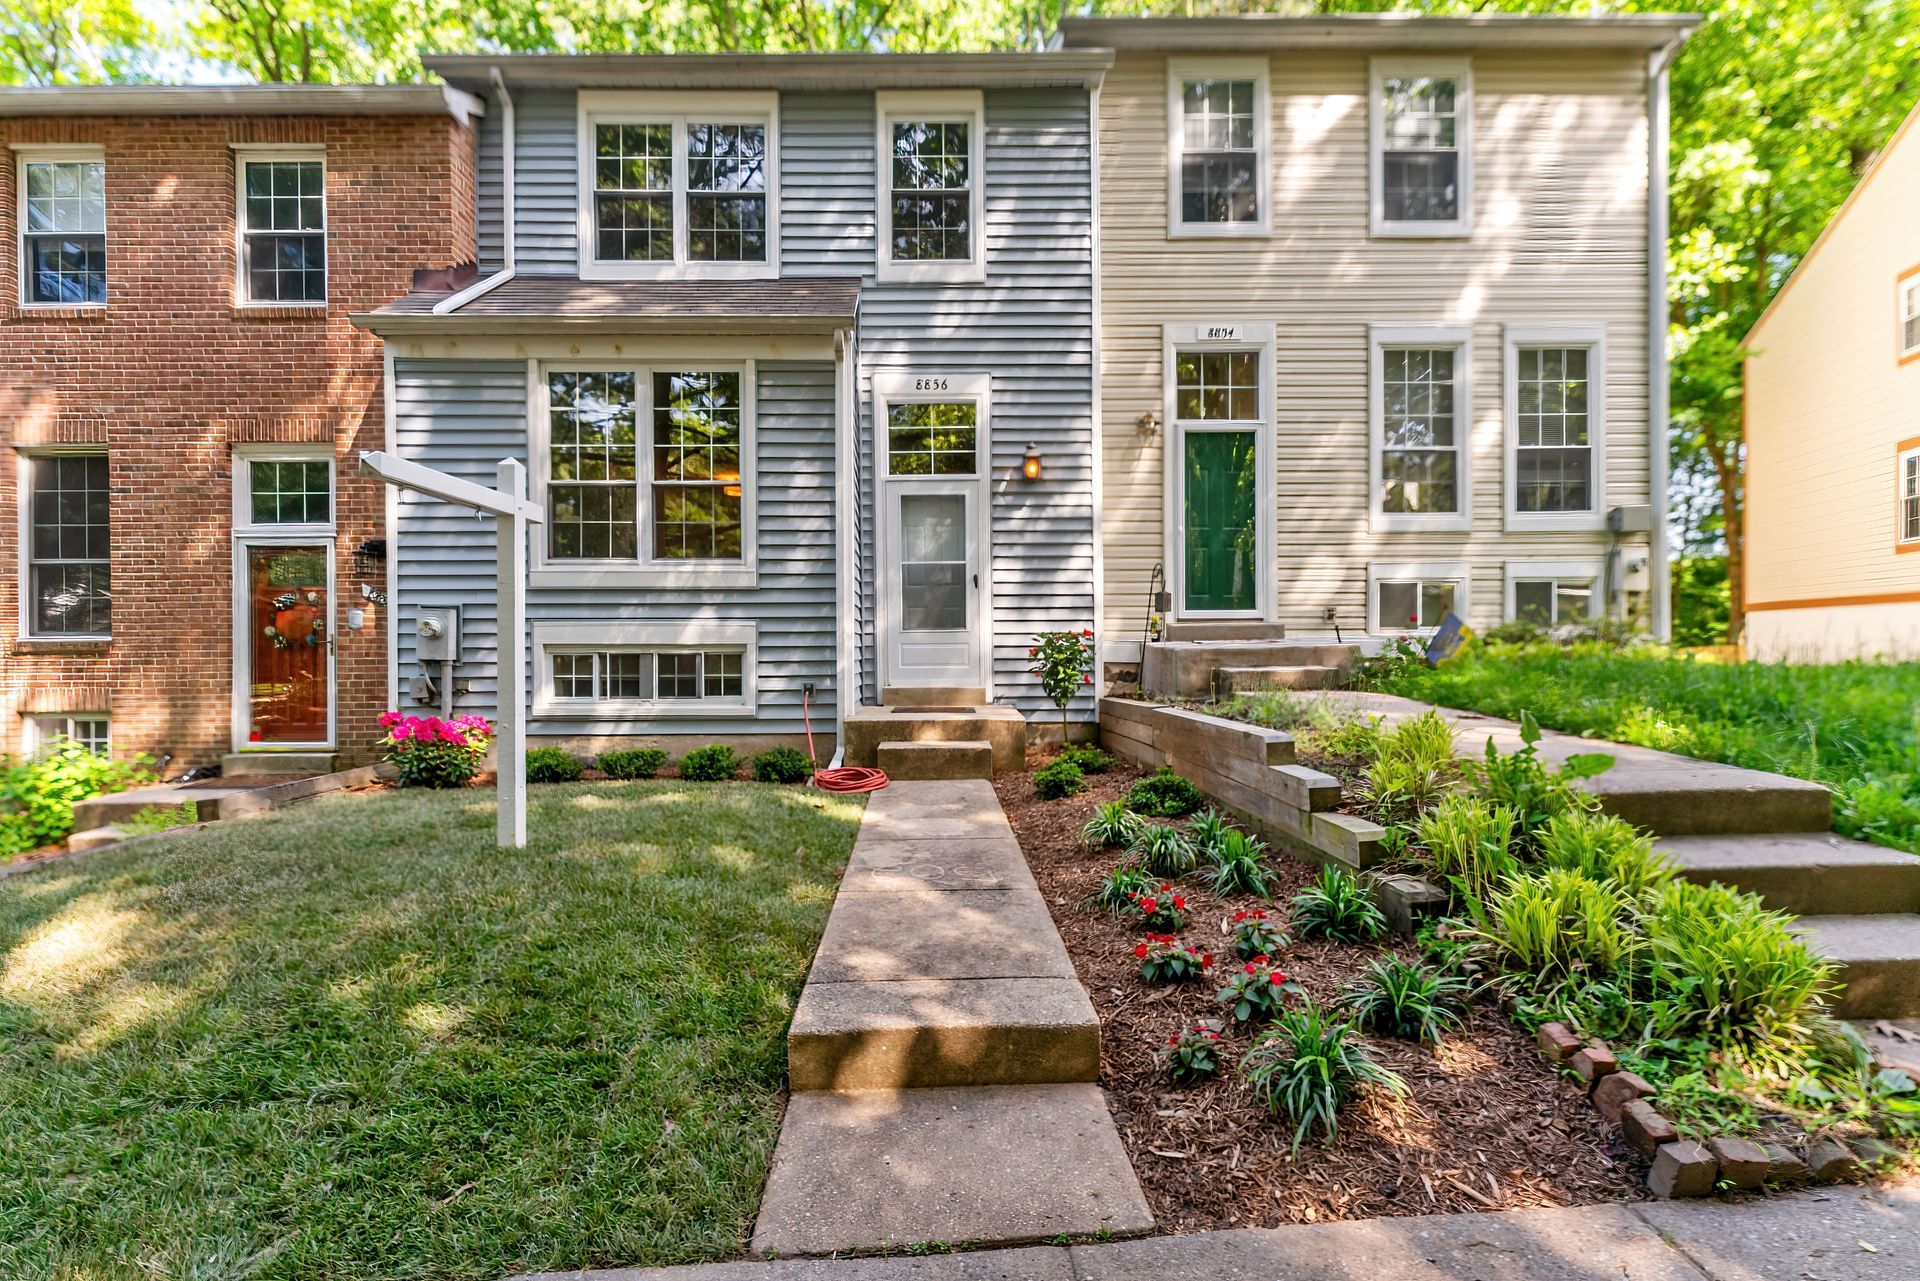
left=1899, top=444, right=1920, bottom=546
left=1369, top=57, right=1473, bottom=239
left=528, top=358, right=759, bottom=590
left=1503, top=559, right=1604, bottom=624
left=13, top=144, right=106, bottom=309
left=531, top=620, right=758, bottom=719
left=233, top=443, right=335, bottom=538
left=1503, top=324, right=1607, bottom=533
left=575, top=90, right=781, bottom=282
left=232, top=145, right=327, bottom=308
left=1900, top=276, right=1920, bottom=361
left=874, top=90, right=986, bottom=285
left=1165, top=58, right=1271, bottom=239
left=1367, top=561, right=1471, bottom=636
left=23, top=712, right=111, bottom=756
left=1369, top=324, right=1472, bottom=533
left=1162, top=321, right=1275, bottom=621
left=16, top=447, right=111, bottom=642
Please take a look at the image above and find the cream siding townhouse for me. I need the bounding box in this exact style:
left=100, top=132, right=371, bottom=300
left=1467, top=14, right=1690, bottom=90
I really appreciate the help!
left=1743, top=97, right=1920, bottom=661
left=1056, top=14, right=1695, bottom=670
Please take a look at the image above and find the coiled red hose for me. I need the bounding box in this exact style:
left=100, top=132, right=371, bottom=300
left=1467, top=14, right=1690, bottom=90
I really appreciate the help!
left=804, top=687, right=888, bottom=793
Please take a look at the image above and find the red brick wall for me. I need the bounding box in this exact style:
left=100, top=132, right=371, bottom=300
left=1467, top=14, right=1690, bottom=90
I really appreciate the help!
left=0, top=111, right=477, bottom=770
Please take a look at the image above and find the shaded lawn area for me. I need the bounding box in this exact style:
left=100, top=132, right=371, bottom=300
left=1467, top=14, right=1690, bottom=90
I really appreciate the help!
left=1369, top=644, right=1920, bottom=852
left=0, top=780, right=864, bottom=1281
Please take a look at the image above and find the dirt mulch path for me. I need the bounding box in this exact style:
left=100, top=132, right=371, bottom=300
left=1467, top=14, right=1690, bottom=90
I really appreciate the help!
left=994, top=762, right=1644, bottom=1233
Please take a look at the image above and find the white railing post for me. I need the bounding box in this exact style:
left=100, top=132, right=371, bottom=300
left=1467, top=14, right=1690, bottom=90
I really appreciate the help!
left=496, top=457, right=529, bottom=849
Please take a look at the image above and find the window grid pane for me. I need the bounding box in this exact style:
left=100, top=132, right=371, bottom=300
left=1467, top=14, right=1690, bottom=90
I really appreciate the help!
left=890, top=120, right=971, bottom=261
left=703, top=651, right=743, bottom=698
left=594, top=123, right=674, bottom=262
left=552, top=653, right=598, bottom=699
left=1378, top=579, right=1455, bottom=631
left=687, top=123, right=768, bottom=263
left=24, top=160, right=108, bottom=304
left=28, top=453, right=111, bottom=635
left=1382, top=76, right=1460, bottom=223
left=652, top=371, right=743, bottom=559
left=1516, top=347, right=1594, bottom=514
left=241, top=160, right=325, bottom=302
left=1174, top=349, right=1260, bottom=422
left=886, top=402, right=978, bottom=475
left=1380, top=347, right=1459, bottom=514
left=657, top=652, right=701, bottom=699
left=1179, top=79, right=1258, bottom=224
left=548, top=371, right=640, bottom=560
left=602, top=652, right=653, bottom=699
left=250, top=459, right=331, bottom=525
left=1904, top=455, right=1920, bottom=543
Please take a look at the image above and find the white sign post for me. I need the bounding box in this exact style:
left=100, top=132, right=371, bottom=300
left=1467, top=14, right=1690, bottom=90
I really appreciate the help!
left=358, top=451, right=544, bottom=849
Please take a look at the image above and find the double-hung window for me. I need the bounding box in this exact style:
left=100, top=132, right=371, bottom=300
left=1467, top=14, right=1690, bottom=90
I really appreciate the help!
left=1371, top=59, right=1471, bottom=237
left=579, top=92, right=778, bottom=280
left=18, top=148, right=106, bottom=306
left=1899, top=443, right=1920, bottom=548
left=1901, top=274, right=1920, bottom=361
left=237, top=151, right=326, bottom=304
left=1371, top=326, right=1470, bottom=531
left=1369, top=562, right=1468, bottom=635
left=1505, top=327, right=1605, bottom=531
left=22, top=452, right=111, bottom=638
left=876, top=91, right=985, bottom=282
left=1167, top=60, right=1269, bottom=235
left=533, top=621, right=757, bottom=717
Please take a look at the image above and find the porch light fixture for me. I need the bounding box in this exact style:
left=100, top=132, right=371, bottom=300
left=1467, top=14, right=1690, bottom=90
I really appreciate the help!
left=1022, top=443, right=1042, bottom=482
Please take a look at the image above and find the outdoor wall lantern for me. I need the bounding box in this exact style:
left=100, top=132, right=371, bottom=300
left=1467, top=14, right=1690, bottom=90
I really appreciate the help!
left=1022, top=443, right=1042, bottom=482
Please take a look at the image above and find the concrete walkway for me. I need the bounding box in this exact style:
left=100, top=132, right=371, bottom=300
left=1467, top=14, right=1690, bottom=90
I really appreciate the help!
left=750, top=780, right=1152, bottom=1257
left=520, top=1179, right=1919, bottom=1280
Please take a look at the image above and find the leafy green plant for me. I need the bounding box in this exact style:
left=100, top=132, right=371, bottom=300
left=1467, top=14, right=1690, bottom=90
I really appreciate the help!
left=379, top=712, right=493, bottom=790
left=1479, top=868, right=1636, bottom=981
left=525, top=747, right=585, bottom=783
left=1186, top=807, right=1231, bottom=857
left=0, top=742, right=155, bottom=856
left=119, top=799, right=200, bottom=836
left=1205, top=827, right=1273, bottom=898
left=1290, top=865, right=1387, bottom=942
left=1413, top=794, right=1519, bottom=907
left=1836, top=772, right=1920, bottom=853
left=1343, top=956, right=1468, bottom=1046
left=1088, top=862, right=1154, bottom=916
left=1461, top=711, right=1612, bottom=845
left=753, top=747, right=813, bottom=784
left=1305, top=715, right=1385, bottom=762
left=1230, top=908, right=1290, bottom=960
left=1028, top=628, right=1096, bottom=742
left=1379, top=710, right=1458, bottom=775
left=1535, top=810, right=1675, bottom=898
left=1136, top=934, right=1212, bottom=984
left=1055, top=744, right=1113, bottom=775
left=1129, top=822, right=1196, bottom=877
left=1080, top=800, right=1140, bottom=850
left=1124, top=883, right=1188, bottom=932
left=1356, top=754, right=1452, bottom=827
left=1164, top=1025, right=1225, bottom=1083
left=1125, top=767, right=1206, bottom=818
left=1215, top=955, right=1301, bottom=1023
left=1033, top=758, right=1086, bottom=800
left=597, top=747, right=669, bottom=780
left=678, top=745, right=740, bottom=782
left=1243, top=1003, right=1407, bottom=1154
left=1214, top=689, right=1305, bottom=730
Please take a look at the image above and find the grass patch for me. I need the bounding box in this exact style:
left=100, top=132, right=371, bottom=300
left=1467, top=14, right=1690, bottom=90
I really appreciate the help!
left=1368, top=643, right=1920, bottom=853
left=0, top=780, right=863, bottom=1280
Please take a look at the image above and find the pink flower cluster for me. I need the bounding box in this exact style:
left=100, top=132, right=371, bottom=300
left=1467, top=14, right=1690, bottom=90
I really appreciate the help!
left=379, top=711, right=494, bottom=748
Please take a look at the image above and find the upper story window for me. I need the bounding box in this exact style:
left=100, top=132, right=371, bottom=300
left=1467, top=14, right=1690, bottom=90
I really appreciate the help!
left=876, top=91, right=985, bottom=283
left=17, top=148, right=106, bottom=306
left=578, top=92, right=779, bottom=281
left=1505, top=326, right=1606, bottom=532
left=1371, top=325, right=1471, bottom=533
left=1901, top=275, right=1920, bottom=361
left=1371, top=59, right=1471, bottom=237
left=23, top=452, right=111, bottom=639
left=1167, top=59, right=1269, bottom=236
left=237, top=152, right=326, bottom=304
left=1900, top=444, right=1919, bottom=547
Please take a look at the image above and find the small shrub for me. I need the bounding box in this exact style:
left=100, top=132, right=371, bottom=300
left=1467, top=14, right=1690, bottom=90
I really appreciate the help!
left=1481, top=868, right=1636, bottom=980
left=1080, top=800, right=1140, bottom=850
left=1290, top=865, right=1387, bottom=942
left=1461, top=711, right=1612, bottom=844
left=1836, top=773, right=1920, bottom=853
left=119, top=799, right=199, bottom=836
left=1378, top=710, right=1458, bottom=774
left=525, top=747, right=585, bottom=783
left=1129, top=822, right=1196, bottom=877
left=1356, top=755, right=1452, bottom=826
left=1033, top=758, right=1087, bottom=800
left=1243, top=1003, right=1407, bottom=1154
left=1056, top=744, right=1114, bottom=775
left=380, top=711, right=493, bottom=790
left=1124, top=883, right=1188, bottom=932
left=1029, top=628, right=1097, bottom=742
left=1230, top=908, right=1291, bottom=959
left=1343, top=956, right=1468, bottom=1046
left=1414, top=793, right=1519, bottom=908
left=1304, top=713, right=1385, bottom=762
left=679, top=745, right=740, bottom=782
left=597, top=747, right=669, bottom=780
left=1205, top=827, right=1273, bottom=898
left=1216, top=955, right=1302, bottom=1023
left=1215, top=689, right=1306, bottom=730
left=1186, top=807, right=1231, bottom=857
left=1089, top=862, right=1155, bottom=916
left=1136, top=934, right=1212, bottom=984
left=1125, top=767, right=1206, bottom=818
left=754, top=747, right=813, bottom=784
left=1165, top=1024, right=1225, bottom=1083
left=1536, top=810, right=1675, bottom=898
left=0, top=742, right=155, bottom=855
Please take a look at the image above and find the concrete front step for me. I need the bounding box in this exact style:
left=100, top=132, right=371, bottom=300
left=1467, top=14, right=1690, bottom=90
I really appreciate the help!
left=844, top=704, right=1026, bottom=774
left=219, top=751, right=339, bottom=778
left=881, top=686, right=988, bottom=707
left=1141, top=641, right=1356, bottom=699
left=877, top=739, right=993, bottom=781
left=1215, top=664, right=1345, bottom=693
left=1159, top=620, right=1288, bottom=642
left=750, top=1084, right=1154, bottom=1256
left=1662, top=832, right=1920, bottom=916
left=1798, top=914, right=1920, bottom=1018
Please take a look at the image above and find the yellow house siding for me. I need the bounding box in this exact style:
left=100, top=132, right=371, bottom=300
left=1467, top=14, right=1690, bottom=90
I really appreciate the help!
left=1098, top=49, right=1655, bottom=643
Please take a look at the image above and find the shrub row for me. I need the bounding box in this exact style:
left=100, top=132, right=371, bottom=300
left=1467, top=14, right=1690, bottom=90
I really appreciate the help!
left=526, top=744, right=814, bottom=785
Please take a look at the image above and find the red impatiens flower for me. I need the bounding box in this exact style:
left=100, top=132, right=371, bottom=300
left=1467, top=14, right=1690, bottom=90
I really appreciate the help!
left=1135, top=943, right=1150, bottom=959
left=1201, top=953, right=1213, bottom=968
left=1138, top=897, right=1158, bottom=913
left=1251, top=954, right=1271, bottom=966
left=1231, top=908, right=1268, bottom=923
left=1082, top=628, right=1093, bottom=638
left=1172, top=895, right=1187, bottom=911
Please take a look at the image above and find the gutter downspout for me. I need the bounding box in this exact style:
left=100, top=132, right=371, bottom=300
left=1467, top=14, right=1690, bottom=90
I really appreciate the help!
left=434, top=66, right=515, bottom=315
left=1647, top=32, right=1687, bottom=640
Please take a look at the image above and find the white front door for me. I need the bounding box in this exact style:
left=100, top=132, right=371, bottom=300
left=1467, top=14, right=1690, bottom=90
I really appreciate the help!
left=885, top=484, right=982, bottom=686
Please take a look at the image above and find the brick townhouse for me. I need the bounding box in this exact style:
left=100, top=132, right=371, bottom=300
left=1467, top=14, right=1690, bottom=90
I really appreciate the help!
left=1, top=84, right=479, bottom=773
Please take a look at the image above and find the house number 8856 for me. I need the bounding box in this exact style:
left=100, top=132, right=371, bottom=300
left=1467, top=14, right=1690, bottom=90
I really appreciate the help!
left=913, top=378, right=949, bottom=392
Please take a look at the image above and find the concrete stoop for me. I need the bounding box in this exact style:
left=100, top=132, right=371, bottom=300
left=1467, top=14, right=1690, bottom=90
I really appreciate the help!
left=219, top=750, right=339, bottom=778
left=1141, top=641, right=1357, bottom=700
left=845, top=705, right=1027, bottom=775
left=1796, top=915, right=1920, bottom=1018
left=1663, top=833, right=1920, bottom=916
left=875, top=740, right=994, bottom=781
left=1215, top=664, right=1345, bottom=693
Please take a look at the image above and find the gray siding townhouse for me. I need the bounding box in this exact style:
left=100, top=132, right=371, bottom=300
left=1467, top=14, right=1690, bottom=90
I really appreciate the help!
left=353, top=53, right=1111, bottom=763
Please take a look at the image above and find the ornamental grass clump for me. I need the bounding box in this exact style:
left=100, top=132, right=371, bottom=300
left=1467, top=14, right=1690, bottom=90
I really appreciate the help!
left=1088, top=862, right=1154, bottom=916
left=1081, top=800, right=1140, bottom=850
left=1244, top=1003, right=1408, bottom=1154
left=380, top=711, right=493, bottom=789
left=1165, top=1025, right=1225, bottom=1083
left=1290, top=865, right=1387, bottom=942
left=1215, top=955, right=1301, bottom=1023
left=1414, top=793, right=1519, bottom=907
left=1480, top=868, right=1636, bottom=981
left=1125, top=883, right=1188, bottom=932
left=1186, top=807, right=1231, bottom=857
left=1536, top=810, right=1675, bottom=898
left=1343, top=955, right=1469, bottom=1047
left=1135, top=934, right=1212, bottom=984
left=1129, top=822, right=1196, bottom=877
left=1125, top=767, right=1206, bottom=818
left=525, top=747, right=585, bottom=783
left=1229, top=908, right=1290, bottom=960
left=1205, top=827, right=1273, bottom=898
left=1358, top=711, right=1459, bottom=825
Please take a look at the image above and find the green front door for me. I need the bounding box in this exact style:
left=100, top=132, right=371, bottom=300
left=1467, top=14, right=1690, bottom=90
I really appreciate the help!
left=1182, top=429, right=1258, bottom=613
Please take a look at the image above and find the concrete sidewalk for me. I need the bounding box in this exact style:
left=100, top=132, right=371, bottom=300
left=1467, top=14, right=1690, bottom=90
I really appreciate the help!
left=519, top=1180, right=1919, bottom=1280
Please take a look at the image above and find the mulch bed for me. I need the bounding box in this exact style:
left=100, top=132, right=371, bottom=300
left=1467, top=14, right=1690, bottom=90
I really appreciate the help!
left=994, top=757, right=1645, bottom=1232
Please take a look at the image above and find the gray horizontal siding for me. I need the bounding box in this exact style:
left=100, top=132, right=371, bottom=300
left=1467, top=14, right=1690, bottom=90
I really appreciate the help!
left=392, top=357, right=840, bottom=738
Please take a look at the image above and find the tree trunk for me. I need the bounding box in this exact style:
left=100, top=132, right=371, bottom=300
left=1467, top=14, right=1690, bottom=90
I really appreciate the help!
left=1709, top=437, right=1744, bottom=642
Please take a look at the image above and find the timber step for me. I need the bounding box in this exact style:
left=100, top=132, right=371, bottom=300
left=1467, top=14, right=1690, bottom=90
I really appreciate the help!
left=1661, top=832, right=1920, bottom=916
left=1798, top=914, right=1920, bottom=1019
left=1159, top=620, right=1289, bottom=642
left=876, top=738, right=993, bottom=781
left=1215, top=664, right=1345, bottom=694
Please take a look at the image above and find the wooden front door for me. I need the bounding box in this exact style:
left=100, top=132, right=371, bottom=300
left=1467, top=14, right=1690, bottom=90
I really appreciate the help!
left=244, top=544, right=332, bottom=745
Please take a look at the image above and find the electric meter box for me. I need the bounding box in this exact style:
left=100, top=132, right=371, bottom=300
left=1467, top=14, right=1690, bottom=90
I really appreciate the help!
left=416, top=607, right=462, bottom=663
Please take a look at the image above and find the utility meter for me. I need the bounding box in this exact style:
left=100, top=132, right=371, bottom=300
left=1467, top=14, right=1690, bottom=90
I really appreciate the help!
left=416, top=607, right=462, bottom=663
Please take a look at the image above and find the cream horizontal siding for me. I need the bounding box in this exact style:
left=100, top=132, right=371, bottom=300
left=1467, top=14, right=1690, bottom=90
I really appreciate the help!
left=1743, top=107, right=1920, bottom=616
left=1098, top=50, right=1654, bottom=641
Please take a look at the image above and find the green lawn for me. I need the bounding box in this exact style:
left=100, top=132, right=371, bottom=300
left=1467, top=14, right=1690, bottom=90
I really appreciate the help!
left=1368, top=643, right=1920, bottom=853
left=0, top=780, right=864, bottom=1281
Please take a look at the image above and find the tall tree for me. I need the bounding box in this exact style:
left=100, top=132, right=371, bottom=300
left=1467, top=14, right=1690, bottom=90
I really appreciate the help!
left=0, top=0, right=151, bottom=83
